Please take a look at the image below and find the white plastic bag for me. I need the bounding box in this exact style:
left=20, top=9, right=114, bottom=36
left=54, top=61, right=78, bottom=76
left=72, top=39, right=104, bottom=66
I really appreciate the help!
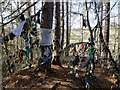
left=39, top=28, right=52, bottom=46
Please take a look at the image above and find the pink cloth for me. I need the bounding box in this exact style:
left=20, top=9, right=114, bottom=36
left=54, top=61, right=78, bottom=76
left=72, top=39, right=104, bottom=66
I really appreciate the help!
left=81, top=44, right=84, bottom=50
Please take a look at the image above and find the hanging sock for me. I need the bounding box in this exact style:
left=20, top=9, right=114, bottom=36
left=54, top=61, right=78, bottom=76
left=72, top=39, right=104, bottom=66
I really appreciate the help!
left=12, top=14, right=26, bottom=37
left=37, top=10, right=41, bottom=24
left=30, top=27, right=37, bottom=37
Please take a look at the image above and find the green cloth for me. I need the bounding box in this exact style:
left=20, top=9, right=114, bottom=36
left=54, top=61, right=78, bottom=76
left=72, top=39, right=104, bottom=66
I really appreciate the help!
left=25, top=47, right=30, bottom=57
left=89, top=48, right=94, bottom=54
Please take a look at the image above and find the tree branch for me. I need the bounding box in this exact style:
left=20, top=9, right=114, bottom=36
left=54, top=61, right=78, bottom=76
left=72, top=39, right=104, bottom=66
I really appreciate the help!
left=92, top=0, right=119, bottom=31
left=1, top=0, right=10, bottom=13
left=3, top=2, right=27, bottom=20
left=1, top=1, right=39, bottom=27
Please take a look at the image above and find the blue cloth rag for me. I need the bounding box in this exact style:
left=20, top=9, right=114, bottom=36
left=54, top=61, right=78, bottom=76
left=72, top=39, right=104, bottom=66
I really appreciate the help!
left=39, top=55, right=52, bottom=65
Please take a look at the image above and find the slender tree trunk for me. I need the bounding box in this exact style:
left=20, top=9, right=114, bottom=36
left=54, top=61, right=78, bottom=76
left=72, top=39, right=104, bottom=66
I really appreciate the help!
left=53, top=1, right=61, bottom=66
left=104, top=2, right=110, bottom=58
left=118, top=2, right=120, bottom=68
left=85, top=1, right=95, bottom=74
left=27, top=1, right=33, bottom=68
left=68, top=1, right=72, bottom=45
left=99, top=2, right=103, bottom=56
left=61, top=0, right=64, bottom=49
left=66, top=0, right=69, bottom=48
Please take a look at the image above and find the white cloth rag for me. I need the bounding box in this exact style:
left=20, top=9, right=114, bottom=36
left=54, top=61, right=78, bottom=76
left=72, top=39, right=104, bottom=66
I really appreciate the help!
left=12, top=19, right=26, bottom=37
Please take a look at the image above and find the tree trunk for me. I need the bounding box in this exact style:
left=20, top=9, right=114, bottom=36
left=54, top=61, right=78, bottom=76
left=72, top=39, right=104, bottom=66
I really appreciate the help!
left=104, top=2, right=110, bottom=58
left=85, top=1, right=95, bottom=74
left=68, top=1, right=72, bottom=45
left=118, top=2, right=120, bottom=68
left=53, top=1, right=61, bottom=66
left=99, top=2, right=103, bottom=56
left=61, top=1, right=64, bottom=49
left=66, top=1, right=69, bottom=48
left=36, top=2, right=54, bottom=72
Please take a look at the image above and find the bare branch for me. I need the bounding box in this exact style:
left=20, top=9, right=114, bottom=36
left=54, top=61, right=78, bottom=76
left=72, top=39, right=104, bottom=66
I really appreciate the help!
left=1, top=0, right=10, bottom=13
left=4, top=2, right=27, bottom=20
left=93, top=0, right=119, bottom=31
left=1, top=1, right=39, bottom=27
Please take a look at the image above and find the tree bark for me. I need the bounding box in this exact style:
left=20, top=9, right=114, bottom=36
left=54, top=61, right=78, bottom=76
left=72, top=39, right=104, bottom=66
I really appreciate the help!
left=99, top=2, right=103, bottom=56
left=104, top=2, right=110, bottom=58
left=53, top=1, right=61, bottom=66
left=36, top=2, right=54, bottom=72
left=66, top=1, right=69, bottom=48
left=61, top=1, right=64, bottom=49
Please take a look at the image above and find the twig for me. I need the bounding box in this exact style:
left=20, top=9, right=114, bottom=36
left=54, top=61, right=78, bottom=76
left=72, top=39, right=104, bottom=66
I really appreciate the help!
left=1, top=0, right=10, bottom=13
left=4, top=2, right=27, bottom=19
left=92, top=0, right=119, bottom=31
left=1, top=1, right=39, bottom=27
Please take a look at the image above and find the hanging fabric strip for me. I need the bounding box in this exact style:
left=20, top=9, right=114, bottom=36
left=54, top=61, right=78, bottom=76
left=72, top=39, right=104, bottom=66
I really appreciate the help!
left=25, top=47, right=30, bottom=57
left=39, top=55, right=52, bottom=65
left=12, top=19, right=26, bottom=37
left=81, top=44, right=84, bottom=50
left=24, top=38, right=30, bottom=47
left=44, top=47, right=50, bottom=57
left=37, top=10, right=41, bottom=24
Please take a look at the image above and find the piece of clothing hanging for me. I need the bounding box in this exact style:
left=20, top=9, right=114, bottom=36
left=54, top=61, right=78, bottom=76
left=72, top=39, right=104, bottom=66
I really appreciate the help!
left=30, top=27, right=37, bottom=37
left=39, top=55, right=52, bottom=65
left=44, top=47, right=50, bottom=57
left=81, top=44, right=84, bottom=50
left=25, top=47, right=30, bottom=57
left=72, top=55, right=80, bottom=67
left=82, top=55, right=94, bottom=68
left=12, top=18, right=26, bottom=37
left=24, top=38, right=30, bottom=47
left=83, top=16, right=87, bottom=28
left=37, top=10, right=41, bottom=24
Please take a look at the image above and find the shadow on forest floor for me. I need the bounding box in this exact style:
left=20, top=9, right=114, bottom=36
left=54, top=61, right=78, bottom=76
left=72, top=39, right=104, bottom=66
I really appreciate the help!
left=2, top=63, right=116, bottom=89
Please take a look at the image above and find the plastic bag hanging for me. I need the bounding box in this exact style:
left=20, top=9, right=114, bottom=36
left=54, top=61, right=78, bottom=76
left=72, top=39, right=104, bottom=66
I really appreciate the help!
left=39, top=28, right=52, bottom=46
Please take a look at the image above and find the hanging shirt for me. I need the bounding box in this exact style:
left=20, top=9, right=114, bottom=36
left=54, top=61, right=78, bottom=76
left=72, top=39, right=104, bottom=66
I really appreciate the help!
left=12, top=19, right=26, bottom=37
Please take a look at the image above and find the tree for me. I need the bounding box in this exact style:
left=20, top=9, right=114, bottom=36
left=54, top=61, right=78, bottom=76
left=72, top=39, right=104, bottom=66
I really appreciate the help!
left=61, top=0, right=65, bottom=49
left=53, top=1, right=61, bottom=66
left=36, top=2, right=54, bottom=72
left=66, top=0, right=69, bottom=48
left=104, top=2, right=110, bottom=58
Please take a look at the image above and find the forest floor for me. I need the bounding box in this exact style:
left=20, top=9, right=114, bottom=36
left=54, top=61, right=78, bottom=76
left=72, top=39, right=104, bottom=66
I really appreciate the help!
left=2, top=57, right=117, bottom=89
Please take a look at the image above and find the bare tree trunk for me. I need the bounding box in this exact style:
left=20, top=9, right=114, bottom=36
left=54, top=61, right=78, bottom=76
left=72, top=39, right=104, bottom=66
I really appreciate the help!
left=118, top=1, right=120, bottom=68
left=104, top=2, right=110, bottom=58
left=53, top=1, right=61, bottom=66
left=61, top=0, right=64, bottom=49
left=99, top=2, right=103, bottom=56
left=36, top=2, right=54, bottom=72
left=68, top=1, right=72, bottom=45
left=66, top=0, right=69, bottom=48
left=85, top=1, right=95, bottom=74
